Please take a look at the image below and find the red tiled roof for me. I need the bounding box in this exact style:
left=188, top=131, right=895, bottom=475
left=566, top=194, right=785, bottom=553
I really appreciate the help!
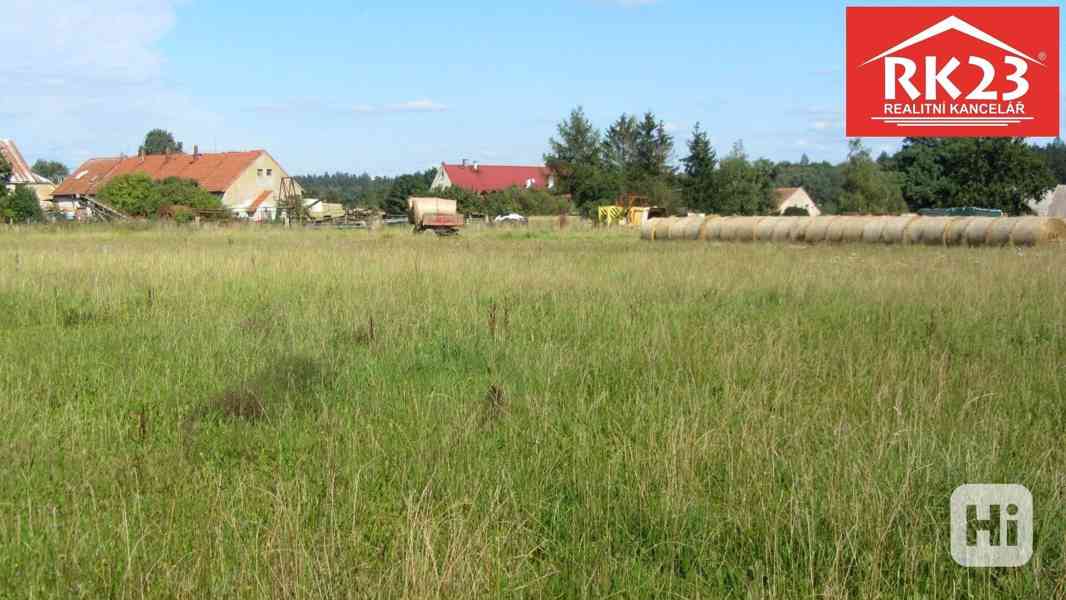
left=247, top=190, right=272, bottom=214
left=53, top=151, right=264, bottom=197
left=442, top=163, right=553, bottom=193
left=0, top=139, right=53, bottom=185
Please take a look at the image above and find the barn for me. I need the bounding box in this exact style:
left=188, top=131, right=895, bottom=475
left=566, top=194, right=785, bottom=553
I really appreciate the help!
left=52, top=148, right=301, bottom=220
left=0, top=139, right=56, bottom=203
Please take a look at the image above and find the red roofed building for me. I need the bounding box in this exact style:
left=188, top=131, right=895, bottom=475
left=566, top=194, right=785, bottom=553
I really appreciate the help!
left=53, top=149, right=301, bottom=220
left=430, top=161, right=555, bottom=194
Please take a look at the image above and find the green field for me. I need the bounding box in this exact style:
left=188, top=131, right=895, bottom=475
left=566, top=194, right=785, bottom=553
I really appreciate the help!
left=1, top=225, right=1064, bottom=598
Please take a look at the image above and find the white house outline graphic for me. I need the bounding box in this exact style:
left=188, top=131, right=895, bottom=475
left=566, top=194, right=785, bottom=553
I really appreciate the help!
left=861, top=15, right=1045, bottom=67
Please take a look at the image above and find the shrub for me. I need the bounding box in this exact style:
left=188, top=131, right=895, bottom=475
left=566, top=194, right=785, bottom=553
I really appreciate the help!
left=0, top=186, right=45, bottom=223
left=98, top=174, right=220, bottom=217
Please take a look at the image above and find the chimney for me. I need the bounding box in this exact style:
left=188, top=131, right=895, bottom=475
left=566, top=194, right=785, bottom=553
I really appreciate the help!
left=473, top=161, right=479, bottom=172
left=461, top=158, right=468, bottom=168
left=193, top=145, right=200, bottom=160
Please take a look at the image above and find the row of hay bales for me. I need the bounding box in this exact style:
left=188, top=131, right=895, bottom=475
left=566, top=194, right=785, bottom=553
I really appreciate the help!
left=640, top=215, right=1066, bottom=246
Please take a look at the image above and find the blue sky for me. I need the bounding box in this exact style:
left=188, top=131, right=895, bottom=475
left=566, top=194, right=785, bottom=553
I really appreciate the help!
left=1, top=0, right=1061, bottom=176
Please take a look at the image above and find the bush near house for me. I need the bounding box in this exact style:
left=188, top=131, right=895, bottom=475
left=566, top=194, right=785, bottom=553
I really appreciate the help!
left=0, top=186, right=44, bottom=223
left=98, top=174, right=221, bottom=217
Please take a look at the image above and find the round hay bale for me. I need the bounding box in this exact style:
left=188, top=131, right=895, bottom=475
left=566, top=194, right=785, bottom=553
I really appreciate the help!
left=652, top=217, right=677, bottom=241
left=789, top=217, right=817, bottom=243
left=697, top=215, right=721, bottom=240
left=963, top=218, right=999, bottom=246
left=944, top=218, right=975, bottom=246
left=640, top=218, right=656, bottom=241
left=861, top=217, right=889, bottom=244
left=911, top=217, right=953, bottom=246
left=681, top=216, right=705, bottom=240
left=721, top=217, right=761, bottom=242
left=704, top=216, right=725, bottom=241
left=841, top=217, right=869, bottom=243
left=772, top=217, right=798, bottom=243
left=755, top=217, right=786, bottom=242
left=669, top=217, right=693, bottom=240
left=1010, top=217, right=1066, bottom=246
left=825, top=218, right=849, bottom=243
left=881, top=216, right=920, bottom=244
left=986, top=218, right=1019, bottom=246
left=803, top=217, right=837, bottom=243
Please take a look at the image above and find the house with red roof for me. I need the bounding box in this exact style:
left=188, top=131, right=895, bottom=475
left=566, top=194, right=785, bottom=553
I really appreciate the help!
left=52, top=148, right=301, bottom=220
left=430, top=161, right=555, bottom=194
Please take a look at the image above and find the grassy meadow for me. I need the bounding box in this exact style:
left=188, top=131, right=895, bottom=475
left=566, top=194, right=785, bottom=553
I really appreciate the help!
left=1, top=223, right=1064, bottom=598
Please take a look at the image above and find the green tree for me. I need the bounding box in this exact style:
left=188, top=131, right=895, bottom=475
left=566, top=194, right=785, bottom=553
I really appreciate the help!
left=139, top=129, right=184, bottom=155
left=715, top=141, right=774, bottom=215
left=633, top=111, right=674, bottom=182
left=680, top=123, right=717, bottom=212
left=97, top=173, right=163, bottom=216
left=545, top=107, right=608, bottom=211
left=156, top=177, right=222, bottom=210
left=839, top=140, right=907, bottom=215
left=602, top=114, right=639, bottom=195
left=1035, top=138, right=1066, bottom=184
left=31, top=160, right=69, bottom=182
left=894, top=137, right=1054, bottom=214
left=0, top=186, right=44, bottom=223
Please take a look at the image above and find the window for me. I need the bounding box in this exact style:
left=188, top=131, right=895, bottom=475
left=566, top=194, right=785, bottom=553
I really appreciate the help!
left=266, top=169, right=273, bottom=176
left=257, top=169, right=263, bottom=176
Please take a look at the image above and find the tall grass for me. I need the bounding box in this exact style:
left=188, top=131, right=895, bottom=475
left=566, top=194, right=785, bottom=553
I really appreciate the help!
left=0, top=224, right=1064, bottom=598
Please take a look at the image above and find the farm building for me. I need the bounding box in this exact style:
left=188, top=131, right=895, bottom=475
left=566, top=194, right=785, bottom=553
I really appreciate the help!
left=1028, top=185, right=1066, bottom=217
left=774, top=187, right=821, bottom=217
left=52, top=149, right=301, bottom=220
left=1, top=139, right=57, bottom=204
left=430, top=161, right=555, bottom=193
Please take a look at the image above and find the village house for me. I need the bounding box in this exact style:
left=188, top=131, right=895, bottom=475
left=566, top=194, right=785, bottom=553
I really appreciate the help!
left=52, top=148, right=301, bottom=220
left=1, top=139, right=57, bottom=204
left=430, top=161, right=555, bottom=194
left=773, top=187, right=821, bottom=216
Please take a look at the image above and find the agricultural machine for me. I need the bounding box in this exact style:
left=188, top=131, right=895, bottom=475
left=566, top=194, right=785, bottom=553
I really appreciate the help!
left=407, top=197, right=465, bottom=236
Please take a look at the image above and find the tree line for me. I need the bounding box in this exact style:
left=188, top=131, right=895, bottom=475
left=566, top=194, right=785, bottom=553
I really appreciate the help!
left=546, top=106, right=1060, bottom=216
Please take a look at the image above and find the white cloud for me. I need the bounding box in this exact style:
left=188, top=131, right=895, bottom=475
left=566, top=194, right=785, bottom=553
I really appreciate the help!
left=0, top=0, right=212, bottom=164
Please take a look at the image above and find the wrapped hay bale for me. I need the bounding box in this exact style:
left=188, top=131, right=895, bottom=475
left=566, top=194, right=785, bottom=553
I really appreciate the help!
left=652, top=217, right=677, bottom=241
left=755, top=217, right=786, bottom=242
left=861, top=217, right=889, bottom=244
left=944, top=218, right=975, bottom=246
left=881, top=216, right=920, bottom=244
left=986, top=218, right=1019, bottom=246
left=721, top=217, right=762, bottom=242
left=1010, top=217, right=1066, bottom=246
left=789, top=217, right=817, bottom=243
left=704, top=216, right=725, bottom=241
left=772, top=218, right=798, bottom=243
left=803, top=217, right=838, bottom=243
left=841, top=217, right=869, bottom=243
left=963, top=218, right=1000, bottom=246
left=640, top=218, right=656, bottom=241
left=911, top=217, right=953, bottom=246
